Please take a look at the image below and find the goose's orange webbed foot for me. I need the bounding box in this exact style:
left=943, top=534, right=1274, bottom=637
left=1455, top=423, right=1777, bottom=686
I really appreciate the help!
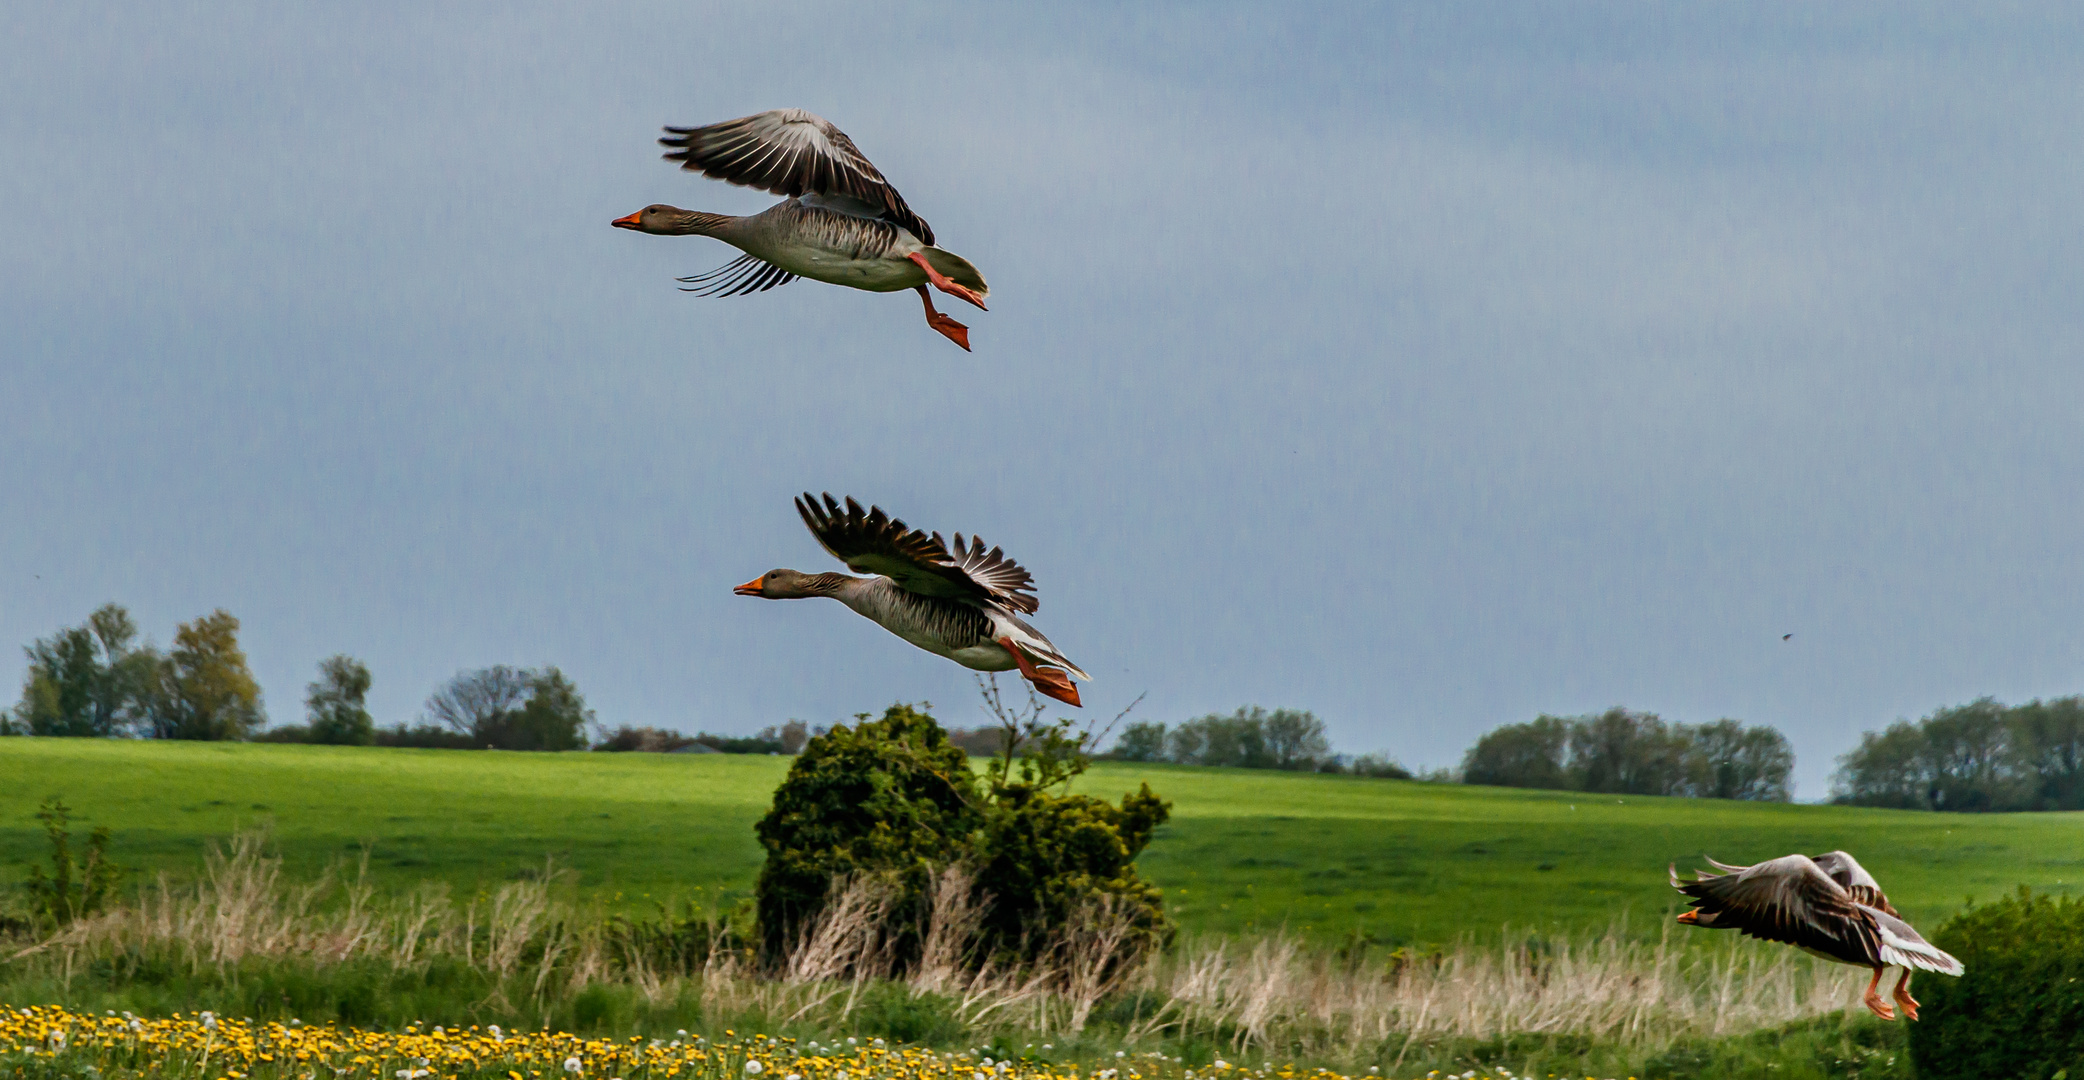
left=1892, top=973, right=1920, bottom=1021
left=916, top=286, right=973, bottom=351
left=907, top=252, right=987, bottom=310
left=1863, top=970, right=1897, bottom=1020
left=1028, top=666, right=1082, bottom=708
left=996, top=638, right=1081, bottom=708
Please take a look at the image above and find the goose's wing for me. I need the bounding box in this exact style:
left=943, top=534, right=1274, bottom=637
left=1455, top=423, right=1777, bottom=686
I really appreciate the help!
left=660, top=109, right=935, bottom=244
left=796, top=494, right=1035, bottom=611
left=676, top=253, right=798, bottom=297
left=1810, top=851, right=1896, bottom=914
left=946, top=533, right=1038, bottom=614
left=1868, top=907, right=1964, bottom=975
left=1673, top=854, right=1877, bottom=960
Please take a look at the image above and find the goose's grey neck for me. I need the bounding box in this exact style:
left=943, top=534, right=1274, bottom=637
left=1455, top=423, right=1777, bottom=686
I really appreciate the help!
left=664, top=209, right=741, bottom=237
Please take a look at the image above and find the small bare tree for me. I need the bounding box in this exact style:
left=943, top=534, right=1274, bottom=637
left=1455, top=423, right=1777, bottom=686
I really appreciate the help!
left=975, top=673, right=1143, bottom=792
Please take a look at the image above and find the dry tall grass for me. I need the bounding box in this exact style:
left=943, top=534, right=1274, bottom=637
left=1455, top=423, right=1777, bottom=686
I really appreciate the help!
left=3, top=832, right=1860, bottom=1057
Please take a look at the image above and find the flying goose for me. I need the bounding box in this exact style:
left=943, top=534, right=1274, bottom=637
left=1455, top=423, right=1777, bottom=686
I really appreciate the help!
left=612, top=109, right=990, bottom=351
left=1671, top=852, right=1962, bottom=1020
left=735, top=494, right=1089, bottom=706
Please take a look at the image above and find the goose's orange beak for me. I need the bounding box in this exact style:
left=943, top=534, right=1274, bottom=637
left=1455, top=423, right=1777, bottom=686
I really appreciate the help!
left=612, top=211, right=644, bottom=230
left=734, top=575, right=766, bottom=596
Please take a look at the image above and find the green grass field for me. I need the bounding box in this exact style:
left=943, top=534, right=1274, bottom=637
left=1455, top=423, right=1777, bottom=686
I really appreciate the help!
left=3, top=738, right=2080, bottom=944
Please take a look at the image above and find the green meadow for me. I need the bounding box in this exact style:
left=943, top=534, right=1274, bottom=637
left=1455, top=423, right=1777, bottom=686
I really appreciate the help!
left=3, top=738, right=2079, bottom=944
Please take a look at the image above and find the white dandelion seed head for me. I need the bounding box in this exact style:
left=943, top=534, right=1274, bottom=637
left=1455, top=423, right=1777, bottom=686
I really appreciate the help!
left=745, top=1061, right=765, bottom=1075
left=565, top=1057, right=584, bottom=1073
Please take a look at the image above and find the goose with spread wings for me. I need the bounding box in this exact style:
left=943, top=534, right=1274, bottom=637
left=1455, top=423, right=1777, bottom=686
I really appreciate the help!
left=612, top=109, right=990, bottom=351
left=735, top=494, right=1089, bottom=706
left=1671, top=852, right=1962, bottom=1020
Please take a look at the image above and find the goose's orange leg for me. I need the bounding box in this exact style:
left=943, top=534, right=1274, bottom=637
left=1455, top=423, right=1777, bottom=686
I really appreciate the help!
left=1892, top=970, right=1920, bottom=1021
left=1862, top=968, right=1896, bottom=1020
left=915, top=286, right=971, bottom=351
left=996, top=637, right=1082, bottom=708
left=907, top=252, right=987, bottom=310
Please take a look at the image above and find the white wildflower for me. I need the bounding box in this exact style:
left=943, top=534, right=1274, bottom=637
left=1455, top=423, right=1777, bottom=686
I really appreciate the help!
left=847, top=1039, right=857, bottom=1046
left=745, top=1061, right=765, bottom=1075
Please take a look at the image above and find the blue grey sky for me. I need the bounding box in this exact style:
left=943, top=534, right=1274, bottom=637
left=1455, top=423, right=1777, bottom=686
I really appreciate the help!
left=5, top=3, right=2082, bottom=796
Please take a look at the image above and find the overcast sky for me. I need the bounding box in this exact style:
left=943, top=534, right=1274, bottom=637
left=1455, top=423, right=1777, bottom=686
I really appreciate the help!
left=5, top=3, right=2082, bottom=796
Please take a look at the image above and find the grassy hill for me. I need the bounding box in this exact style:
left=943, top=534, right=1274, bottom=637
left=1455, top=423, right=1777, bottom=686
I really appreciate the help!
left=3, top=738, right=2079, bottom=944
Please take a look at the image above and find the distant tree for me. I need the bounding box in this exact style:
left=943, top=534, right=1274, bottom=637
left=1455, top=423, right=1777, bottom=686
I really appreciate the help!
left=1263, top=709, right=1332, bottom=769
left=143, top=610, right=264, bottom=740
left=11, top=604, right=158, bottom=737
left=1687, top=718, right=1794, bottom=801
left=1833, top=696, right=2061, bottom=812
left=304, top=655, right=374, bottom=745
left=423, top=665, right=590, bottom=750
left=1109, top=721, right=1169, bottom=762
left=1461, top=715, right=1570, bottom=789
left=2011, top=696, right=2084, bottom=810
left=1569, top=707, right=1692, bottom=796
left=1168, top=707, right=1286, bottom=768
left=1833, top=720, right=1930, bottom=809
left=754, top=719, right=811, bottom=754
left=1463, top=710, right=1791, bottom=800
left=426, top=665, right=531, bottom=737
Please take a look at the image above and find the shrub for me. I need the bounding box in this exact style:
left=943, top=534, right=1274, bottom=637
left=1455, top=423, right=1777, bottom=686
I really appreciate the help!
left=972, top=782, right=1170, bottom=957
left=1908, top=888, right=2084, bottom=1079
left=23, top=797, right=123, bottom=927
left=752, top=704, right=981, bottom=962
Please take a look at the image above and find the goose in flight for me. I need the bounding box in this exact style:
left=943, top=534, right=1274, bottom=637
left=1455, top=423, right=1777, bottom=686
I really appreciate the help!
left=1671, top=851, right=1962, bottom=1020
left=735, top=494, right=1089, bottom=706
left=612, top=109, right=990, bottom=351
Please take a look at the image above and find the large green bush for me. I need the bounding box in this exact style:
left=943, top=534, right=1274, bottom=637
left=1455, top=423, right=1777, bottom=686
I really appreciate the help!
left=1908, top=888, right=2084, bottom=1079
left=752, top=700, right=1172, bottom=971
left=752, top=704, right=981, bottom=961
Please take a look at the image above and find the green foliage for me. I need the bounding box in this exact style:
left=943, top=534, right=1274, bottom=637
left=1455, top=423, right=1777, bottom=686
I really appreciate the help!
left=10, top=603, right=158, bottom=737
left=1462, top=708, right=1792, bottom=801
left=1835, top=695, right=2084, bottom=811
left=1110, top=721, right=1169, bottom=762
left=23, top=796, right=122, bottom=927
left=973, top=782, right=1171, bottom=955
left=145, top=609, right=266, bottom=740
left=305, top=655, right=375, bottom=745
left=1908, top=888, right=2084, bottom=1079
left=752, top=703, right=981, bottom=960
left=1140, top=707, right=1332, bottom=770
left=1462, top=715, right=1570, bottom=789
left=424, top=665, right=594, bottom=750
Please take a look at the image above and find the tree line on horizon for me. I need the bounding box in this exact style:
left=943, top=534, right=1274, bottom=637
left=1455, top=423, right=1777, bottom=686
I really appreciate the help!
left=10, top=602, right=2083, bottom=812
left=1459, top=708, right=1796, bottom=801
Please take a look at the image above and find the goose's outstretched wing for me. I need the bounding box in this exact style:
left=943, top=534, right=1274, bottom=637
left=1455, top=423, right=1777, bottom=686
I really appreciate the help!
left=661, top=109, right=935, bottom=244
left=1673, top=854, right=1878, bottom=962
left=795, top=493, right=1040, bottom=614
left=1810, top=851, right=1897, bottom=915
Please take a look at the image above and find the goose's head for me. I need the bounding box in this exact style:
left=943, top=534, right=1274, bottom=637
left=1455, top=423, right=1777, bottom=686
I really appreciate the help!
left=612, top=204, right=710, bottom=234
left=734, top=569, right=836, bottom=599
